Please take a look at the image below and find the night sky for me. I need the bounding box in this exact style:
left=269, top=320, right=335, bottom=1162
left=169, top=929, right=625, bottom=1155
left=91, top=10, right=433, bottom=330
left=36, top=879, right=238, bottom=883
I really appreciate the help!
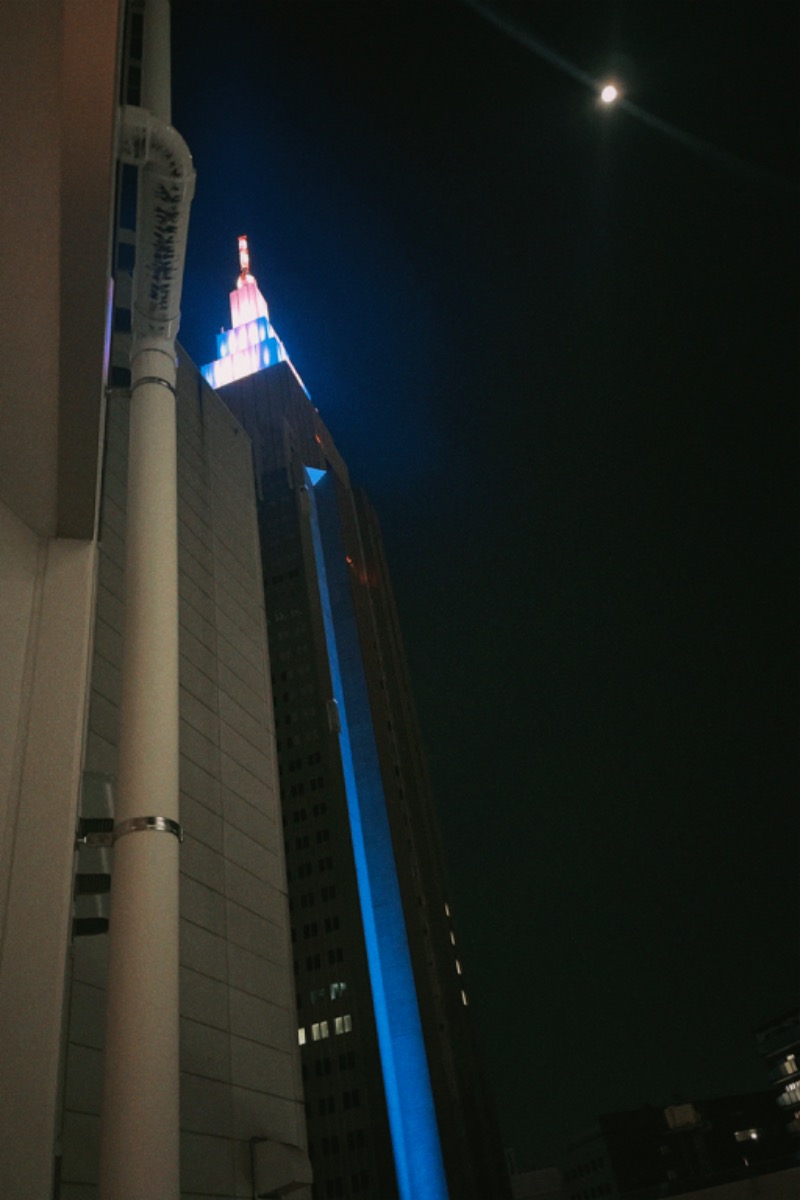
left=171, top=1, right=798, bottom=1169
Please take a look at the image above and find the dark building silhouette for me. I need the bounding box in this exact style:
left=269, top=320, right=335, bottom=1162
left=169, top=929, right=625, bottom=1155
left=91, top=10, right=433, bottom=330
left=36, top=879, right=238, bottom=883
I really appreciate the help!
left=561, top=1093, right=796, bottom=1200
left=756, top=1010, right=800, bottom=1148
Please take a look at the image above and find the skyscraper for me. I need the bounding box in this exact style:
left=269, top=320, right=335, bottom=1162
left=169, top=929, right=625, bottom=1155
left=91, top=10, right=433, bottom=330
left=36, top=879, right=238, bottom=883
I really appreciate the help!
left=204, top=243, right=509, bottom=1200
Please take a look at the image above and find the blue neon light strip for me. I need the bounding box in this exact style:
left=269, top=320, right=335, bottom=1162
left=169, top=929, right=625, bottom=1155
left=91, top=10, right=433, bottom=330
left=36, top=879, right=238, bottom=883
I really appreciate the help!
left=304, top=467, right=449, bottom=1200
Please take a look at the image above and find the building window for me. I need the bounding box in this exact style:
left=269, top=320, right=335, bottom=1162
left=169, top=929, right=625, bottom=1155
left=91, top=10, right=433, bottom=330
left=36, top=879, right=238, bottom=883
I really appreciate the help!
left=311, top=1021, right=330, bottom=1042
left=334, top=1015, right=352, bottom=1035
left=298, top=1027, right=306, bottom=1045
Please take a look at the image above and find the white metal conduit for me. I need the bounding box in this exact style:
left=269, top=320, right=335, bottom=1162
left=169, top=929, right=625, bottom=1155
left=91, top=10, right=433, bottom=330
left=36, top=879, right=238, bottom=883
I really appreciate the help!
left=99, top=103, right=194, bottom=1200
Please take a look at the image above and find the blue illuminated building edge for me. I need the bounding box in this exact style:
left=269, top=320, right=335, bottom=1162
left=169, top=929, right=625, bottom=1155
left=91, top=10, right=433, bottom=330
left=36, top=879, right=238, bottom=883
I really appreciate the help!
left=303, top=466, right=449, bottom=1200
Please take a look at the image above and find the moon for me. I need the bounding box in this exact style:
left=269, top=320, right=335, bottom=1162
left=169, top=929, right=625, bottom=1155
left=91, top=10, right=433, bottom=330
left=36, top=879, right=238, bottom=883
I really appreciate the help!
left=600, top=83, right=619, bottom=103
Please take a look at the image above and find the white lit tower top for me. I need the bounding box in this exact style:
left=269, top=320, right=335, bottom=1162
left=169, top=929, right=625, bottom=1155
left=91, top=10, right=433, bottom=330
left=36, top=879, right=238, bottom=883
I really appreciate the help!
left=201, top=236, right=308, bottom=394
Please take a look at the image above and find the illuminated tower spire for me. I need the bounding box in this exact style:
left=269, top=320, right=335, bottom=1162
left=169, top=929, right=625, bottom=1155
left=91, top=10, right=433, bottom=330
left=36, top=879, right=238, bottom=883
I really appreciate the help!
left=237, top=233, right=255, bottom=285
left=230, top=233, right=270, bottom=326
left=202, top=236, right=308, bottom=394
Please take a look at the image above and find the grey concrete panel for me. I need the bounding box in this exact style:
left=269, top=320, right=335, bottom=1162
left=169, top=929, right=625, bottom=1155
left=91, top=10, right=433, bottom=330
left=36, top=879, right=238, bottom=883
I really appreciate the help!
left=180, top=518, right=217, bottom=580
left=87, top=690, right=119, bottom=747
left=180, top=920, right=228, bottom=983
left=224, top=824, right=283, bottom=894
left=64, top=1043, right=102, bottom=1115
left=90, top=650, right=120, bottom=707
left=92, top=616, right=123, bottom=673
left=178, top=493, right=213, bottom=553
left=59, top=1185, right=96, bottom=1200
left=83, top=728, right=117, bottom=776
left=180, top=569, right=217, bottom=625
left=220, top=723, right=271, bottom=787
left=100, top=489, right=126, bottom=542
left=210, top=526, right=259, bottom=583
left=180, top=658, right=219, bottom=714
left=180, top=1016, right=232, bottom=1084
left=177, top=437, right=208, bottom=488
left=219, top=692, right=270, bottom=758
left=98, top=551, right=124, bottom=602
left=180, top=873, right=226, bottom=936
left=217, top=660, right=268, bottom=715
left=216, top=604, right=264, bottom=666
left=220, top=752, right=269, bottom=810
left=177, top=536, right=215, bottom=599
left=180, top=756, right=222, bottom=814
left=67, top=980, right=106, bottom=1050
left=229, top=1036, right=294, bottom=1099
left=60, top=1111, right=100, bottom=1184
left=180, top=719, right=219, bottom=778
left=181, top=833, right=225, bottom=894
left=226, top=942, right=291, bottom=1006
left=225, top=900, right=286, bottom=964
left=212, top=537, right=261, bottom=600
left=181, top=793, right=224, bottom=851
left=177, top=466, right=213, bottom=531
left=101, top=463, right=126, bottom=511
left=181, top=688, right=220, bottom=746
left=223, top=821, right=274, bottom=877
left=229, top=988, right=292, bottom=1053
left=181, top=1071, right=235, bottom=1139
left=180, top=594, right=218, bottom=655
left=180, top=1130, right=235, bottom=1197
left=230, top=1087, right=302, bottom=1146
left=179, top=628, right=219, bottom=691
left=216, top=635, right=268, bottom=701
left=71, top=932, right=109, bottom=989
left=224, top=860, right=276, bottom=921
left=180, top=965, right=229, bottom=1031
left=221, top=790, right=278, bottom=853
left=95, top=583, right=124, bottom=634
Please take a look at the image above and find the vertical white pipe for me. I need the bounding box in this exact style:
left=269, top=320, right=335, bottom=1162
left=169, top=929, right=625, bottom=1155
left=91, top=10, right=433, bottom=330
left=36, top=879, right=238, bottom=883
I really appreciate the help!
left=140, top=0, right=171, bottom=122
left=99, top=346, right=181, bottom=1200
left=99, top=2, right=189, bottom=1196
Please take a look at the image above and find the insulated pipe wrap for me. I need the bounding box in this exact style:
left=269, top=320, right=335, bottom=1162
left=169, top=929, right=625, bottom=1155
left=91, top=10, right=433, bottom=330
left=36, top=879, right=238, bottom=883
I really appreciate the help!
left=119, top=106, right=196, bottom=345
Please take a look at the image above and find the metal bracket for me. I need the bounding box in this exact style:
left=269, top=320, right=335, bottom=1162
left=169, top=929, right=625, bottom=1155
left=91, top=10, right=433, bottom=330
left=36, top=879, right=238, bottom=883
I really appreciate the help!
left=114, top=816, right=184, bottom=843
left=76, top=831, right=115, bottom=848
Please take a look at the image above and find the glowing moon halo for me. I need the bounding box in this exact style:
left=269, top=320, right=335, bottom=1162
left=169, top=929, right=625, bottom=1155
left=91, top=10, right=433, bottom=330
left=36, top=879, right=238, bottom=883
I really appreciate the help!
left=600, top=84, right=619, bottom=103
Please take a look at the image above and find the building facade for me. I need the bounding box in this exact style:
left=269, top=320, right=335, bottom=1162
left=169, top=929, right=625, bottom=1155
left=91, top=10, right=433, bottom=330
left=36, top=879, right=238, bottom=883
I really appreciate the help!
left=204, top=249, right=509, bottom=1200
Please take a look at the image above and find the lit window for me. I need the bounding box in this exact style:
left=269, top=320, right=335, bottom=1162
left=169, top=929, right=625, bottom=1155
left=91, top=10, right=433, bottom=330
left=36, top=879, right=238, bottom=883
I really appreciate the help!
left=334, top=1014, right=353, bottom=1035
left=461, top=990, right=468, bottom=1006
left=449, top=931, right=456, bottom=946
left=444, top=903, right=450, bottom=917
left=330, top=981, right=347, bottom=1000
left=455, top=959, right=462, bottom=975
left=734, top=1128, right=760, bottom=1142
left=298, top=1027, right=306, bottom=1045
left=311, top=1021, right=330, bottom=1042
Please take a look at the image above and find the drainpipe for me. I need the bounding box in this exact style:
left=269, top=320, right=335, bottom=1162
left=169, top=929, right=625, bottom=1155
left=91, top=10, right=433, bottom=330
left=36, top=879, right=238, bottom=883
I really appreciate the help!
left=98, top=3, right=194, bottom=1196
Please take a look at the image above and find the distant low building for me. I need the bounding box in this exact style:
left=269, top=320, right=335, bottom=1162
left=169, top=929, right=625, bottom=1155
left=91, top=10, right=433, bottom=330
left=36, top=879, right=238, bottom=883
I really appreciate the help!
left=755, top=1010, right=800, bottom=1145
left=560, top=1093, right=796, bottom=1200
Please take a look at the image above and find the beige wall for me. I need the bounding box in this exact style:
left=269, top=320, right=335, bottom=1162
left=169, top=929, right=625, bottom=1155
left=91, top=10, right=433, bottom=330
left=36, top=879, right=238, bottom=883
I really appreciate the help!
left=0, top=1, right=121, bottom=1195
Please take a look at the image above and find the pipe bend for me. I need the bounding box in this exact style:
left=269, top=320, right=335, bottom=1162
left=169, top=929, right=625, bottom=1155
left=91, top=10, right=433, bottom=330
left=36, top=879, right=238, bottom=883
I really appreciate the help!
left=119, top=105, right=196, bottom=346
left=119, top=104, right=194, bottom=182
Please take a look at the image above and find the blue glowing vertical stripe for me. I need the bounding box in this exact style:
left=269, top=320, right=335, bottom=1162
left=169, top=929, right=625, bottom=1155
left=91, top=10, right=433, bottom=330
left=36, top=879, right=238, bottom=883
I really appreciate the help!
left=304, top=467, right=449, bottom=1200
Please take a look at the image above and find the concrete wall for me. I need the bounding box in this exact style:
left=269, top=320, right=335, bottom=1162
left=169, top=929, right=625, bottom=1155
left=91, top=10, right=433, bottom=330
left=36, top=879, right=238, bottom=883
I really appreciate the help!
left=59, top=364, right=307, bottom=1199
left=0, top=3, right=120, bottom=1196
